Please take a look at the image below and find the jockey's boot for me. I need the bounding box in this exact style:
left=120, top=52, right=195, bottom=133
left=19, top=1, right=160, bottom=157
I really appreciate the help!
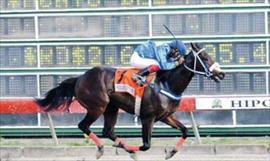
left=132, top=67, right=149, bottom=86
left=132, top=65, right=160, bottom=86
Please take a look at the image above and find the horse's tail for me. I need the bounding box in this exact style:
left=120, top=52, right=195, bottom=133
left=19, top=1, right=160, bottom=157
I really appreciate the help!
left=35, top=77, right=78, bottom=112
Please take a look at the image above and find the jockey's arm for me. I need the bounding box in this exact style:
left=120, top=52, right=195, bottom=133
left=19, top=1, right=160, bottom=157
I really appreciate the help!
left=156, top=44, right=179, bottom=70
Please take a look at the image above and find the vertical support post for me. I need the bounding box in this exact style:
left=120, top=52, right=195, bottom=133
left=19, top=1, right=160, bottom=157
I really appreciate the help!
left=149, top=13, right=152, bottom=38
left=134, top=116, right=139, bottom=126
left=232, top=110, right=237, bottom=127
left=189, top=111, right=201, bottom=144
left=47, top=113, right=59, bottom=146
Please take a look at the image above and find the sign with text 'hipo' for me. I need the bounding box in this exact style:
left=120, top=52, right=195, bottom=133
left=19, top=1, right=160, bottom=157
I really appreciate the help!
left=196, top=96, right=270, bottom=110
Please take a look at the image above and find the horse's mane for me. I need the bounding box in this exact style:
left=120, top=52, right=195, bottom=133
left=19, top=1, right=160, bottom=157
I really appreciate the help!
left=156, top=65, right=179, bottom=82
left=155, top=51, right=193, bottom=84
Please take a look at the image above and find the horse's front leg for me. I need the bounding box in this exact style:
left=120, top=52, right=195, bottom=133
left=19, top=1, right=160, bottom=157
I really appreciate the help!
left=161, top=115, right=188, bottom=160
left=113, top=116, right=155, bottom=156
left=139, top=117, right=155, bottom=151
left=102, top=104, right=138, bottom=156
left=120, top=116, right=155, bottom=161
left=102, top=104, right=119, bottom=143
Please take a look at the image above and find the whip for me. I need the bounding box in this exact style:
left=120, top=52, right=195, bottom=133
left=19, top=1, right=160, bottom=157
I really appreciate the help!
left=163, top=24, right=177, bottom=39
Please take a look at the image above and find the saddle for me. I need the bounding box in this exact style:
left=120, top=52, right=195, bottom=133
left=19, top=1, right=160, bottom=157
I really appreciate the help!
left=114, top=68, right=155, bottom=98
left=114, top=68, right=156, bottom=116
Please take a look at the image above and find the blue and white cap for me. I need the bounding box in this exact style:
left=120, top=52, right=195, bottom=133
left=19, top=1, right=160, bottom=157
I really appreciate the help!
left=168, top=40, right=187, bottom=56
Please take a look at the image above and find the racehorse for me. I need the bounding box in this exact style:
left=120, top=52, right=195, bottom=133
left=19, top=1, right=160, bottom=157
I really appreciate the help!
left=35, top=43, right=225, bottom=160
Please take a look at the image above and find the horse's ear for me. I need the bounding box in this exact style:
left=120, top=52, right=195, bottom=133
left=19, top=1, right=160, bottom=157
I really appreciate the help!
left=195, top=43, right=202, bottom=49
left=190, top=43, right=196, bottom=50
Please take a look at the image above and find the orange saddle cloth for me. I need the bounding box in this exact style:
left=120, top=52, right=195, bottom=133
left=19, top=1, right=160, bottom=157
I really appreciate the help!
left=114, top=68, right=155, bottom=98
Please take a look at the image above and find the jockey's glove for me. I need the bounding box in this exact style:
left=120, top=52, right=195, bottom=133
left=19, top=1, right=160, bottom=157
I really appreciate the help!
left=175, top=56, right=185, bottom=66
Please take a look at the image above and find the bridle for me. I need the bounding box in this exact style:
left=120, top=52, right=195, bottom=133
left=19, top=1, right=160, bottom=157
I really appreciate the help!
left=183, top=48, right=221, bottom=78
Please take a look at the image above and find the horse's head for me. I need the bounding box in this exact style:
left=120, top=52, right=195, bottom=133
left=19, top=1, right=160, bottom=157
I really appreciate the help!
left=184, top=43, right=225, bottom=82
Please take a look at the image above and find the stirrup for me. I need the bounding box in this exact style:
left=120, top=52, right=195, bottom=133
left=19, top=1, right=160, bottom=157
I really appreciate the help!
left=132, top=74, right=146, bottom=86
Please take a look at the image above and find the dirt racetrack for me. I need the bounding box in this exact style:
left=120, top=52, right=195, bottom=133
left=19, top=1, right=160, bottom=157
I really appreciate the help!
left=1, top=145, right=269, bottom=161
left=1, top=137, right=269, bottom=161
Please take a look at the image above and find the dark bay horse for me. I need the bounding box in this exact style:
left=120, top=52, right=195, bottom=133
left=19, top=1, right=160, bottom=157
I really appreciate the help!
left=35, top=43, right=225, bottom=160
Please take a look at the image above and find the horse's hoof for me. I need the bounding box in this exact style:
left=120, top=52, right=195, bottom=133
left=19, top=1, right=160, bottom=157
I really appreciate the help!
left=165, top=147, right=177, bottom=160
left=83, top=134, right=90, bottom=143
left=115, top=147, right=119, bottom=155
left=96, top=146, right=104, bottom=159
left=129, top=152, right=138, bottom=161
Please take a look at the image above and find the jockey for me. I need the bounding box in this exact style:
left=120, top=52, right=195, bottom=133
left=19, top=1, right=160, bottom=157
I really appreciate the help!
left=130, top=40, right=187, bottom=86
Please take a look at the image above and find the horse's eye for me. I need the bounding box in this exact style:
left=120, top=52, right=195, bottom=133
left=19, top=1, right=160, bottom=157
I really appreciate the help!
left=201, top=53, right=209, bottom=61
left=202, top=57, right=208, bottom=61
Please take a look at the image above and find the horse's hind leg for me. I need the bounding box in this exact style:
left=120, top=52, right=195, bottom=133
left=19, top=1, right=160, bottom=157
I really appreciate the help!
left=161, top=115, right=188, bottom=159
left=78, top=109, right=105, bottom=159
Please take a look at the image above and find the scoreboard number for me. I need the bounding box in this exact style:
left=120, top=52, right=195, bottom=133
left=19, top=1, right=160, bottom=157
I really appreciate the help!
left=56, top=46, right=69, bottom=65
left=88, top=46, right=102, bottom=65
left=40, top=47, right=53, bottom=66
left=36, top=43, right=266, bottom=67
left=219, top=44, right=233, bottom=64
left=204, top=44, right=216, bottom=61
left=253, top=43, right=266, bottom=63
left=120, top=46, right=133, bottom=65
left=55, top=0, right=68, bottom=8
left=72, top=47, right=85, bottom=66
left=87, top=0, right=101, bottom=7
left=203, top=42, right=266, bottom=65
left=24, top=47, right=37, bottom=67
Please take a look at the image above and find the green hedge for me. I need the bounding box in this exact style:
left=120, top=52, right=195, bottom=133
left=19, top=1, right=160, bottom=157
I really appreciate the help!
left=0, top=127, right=269, bottom=138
